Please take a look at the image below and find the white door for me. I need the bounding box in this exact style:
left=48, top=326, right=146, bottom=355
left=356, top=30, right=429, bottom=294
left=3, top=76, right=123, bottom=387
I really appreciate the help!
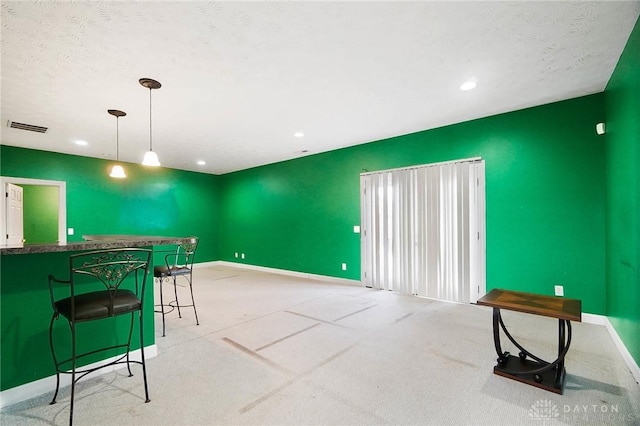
left=6, top=183, right=24, bottom=244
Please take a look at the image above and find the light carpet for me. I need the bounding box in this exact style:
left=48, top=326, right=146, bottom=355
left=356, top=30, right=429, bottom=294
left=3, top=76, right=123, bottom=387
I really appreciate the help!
left=2, top=265, right=639, bottom=425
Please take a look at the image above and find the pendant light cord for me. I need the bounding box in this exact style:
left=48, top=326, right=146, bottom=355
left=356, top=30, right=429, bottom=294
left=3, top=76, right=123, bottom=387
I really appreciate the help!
left=116, top=116, right=120, bottom=161
left=149, top=88, right=153, bottom=152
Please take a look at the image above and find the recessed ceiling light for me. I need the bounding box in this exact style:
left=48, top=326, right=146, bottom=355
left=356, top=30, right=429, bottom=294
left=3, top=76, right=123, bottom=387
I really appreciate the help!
left=197, top=160, right=206, bottom=166
left=460, top=79, right=477, bottom=91
left=75, top=140, right=88, bottom=146
left=294, top=132, right=304, bottom=138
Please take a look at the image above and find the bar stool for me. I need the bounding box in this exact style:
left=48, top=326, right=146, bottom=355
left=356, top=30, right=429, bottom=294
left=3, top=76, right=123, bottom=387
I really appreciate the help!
left=154, top=238, right=199, bottom=337
left=48, top=248, right=152, bottom=426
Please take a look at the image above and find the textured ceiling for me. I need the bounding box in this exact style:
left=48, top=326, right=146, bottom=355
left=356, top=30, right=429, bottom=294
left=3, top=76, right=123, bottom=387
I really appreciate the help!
left=1, top=1, right=639, bottom=175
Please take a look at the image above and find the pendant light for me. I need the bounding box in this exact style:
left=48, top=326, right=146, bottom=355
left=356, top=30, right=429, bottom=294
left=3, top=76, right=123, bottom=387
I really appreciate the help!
left=140, top=78, right=161, bottom=166
left=108, top=109, right=127, bottom=178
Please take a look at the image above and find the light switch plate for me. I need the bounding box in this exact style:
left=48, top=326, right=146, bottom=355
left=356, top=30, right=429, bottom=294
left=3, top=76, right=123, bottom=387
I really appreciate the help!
left=353, top=225, right=361, bottom=233
left=67, top=228, right=74, bottom=236
left=554, top=285, right=564, bottom=297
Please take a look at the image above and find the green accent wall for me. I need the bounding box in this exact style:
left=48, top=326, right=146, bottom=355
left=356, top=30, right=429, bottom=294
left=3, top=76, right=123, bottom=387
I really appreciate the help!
left=220, top=94, right=607, bottom=315
left=22, top=185, right=59, bottom=244
left=1, top=146, right=221, bottom=261
left=604, top=17, right=640, bottom=365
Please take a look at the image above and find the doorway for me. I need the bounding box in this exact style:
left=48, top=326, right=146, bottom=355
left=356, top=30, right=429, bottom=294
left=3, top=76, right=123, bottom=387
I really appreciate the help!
left=1, top=177, right=66, bottom=245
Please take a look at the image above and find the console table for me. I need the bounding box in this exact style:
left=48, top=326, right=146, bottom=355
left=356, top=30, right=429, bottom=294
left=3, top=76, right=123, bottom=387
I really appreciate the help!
left=477, top=289, right=581, bottom=394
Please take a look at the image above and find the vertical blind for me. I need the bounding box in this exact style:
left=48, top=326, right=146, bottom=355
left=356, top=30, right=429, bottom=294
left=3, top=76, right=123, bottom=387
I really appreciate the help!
left=360, top=159, right=485, bottom=303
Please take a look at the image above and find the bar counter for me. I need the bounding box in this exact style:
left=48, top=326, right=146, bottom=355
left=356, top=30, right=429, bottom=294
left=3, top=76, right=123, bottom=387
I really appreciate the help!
left=1, top=235, right=197, bottom=255
left=0, top=235, right=196, bottom=405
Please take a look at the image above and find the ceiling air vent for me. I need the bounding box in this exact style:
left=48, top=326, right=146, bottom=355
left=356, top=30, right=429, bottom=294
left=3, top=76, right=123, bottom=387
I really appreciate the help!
left=7, top=120, right=48, bottom=133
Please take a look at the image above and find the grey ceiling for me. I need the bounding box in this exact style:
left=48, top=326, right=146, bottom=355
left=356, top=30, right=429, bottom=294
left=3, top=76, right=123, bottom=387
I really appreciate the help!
left=1, top=1, right=639, bottom=175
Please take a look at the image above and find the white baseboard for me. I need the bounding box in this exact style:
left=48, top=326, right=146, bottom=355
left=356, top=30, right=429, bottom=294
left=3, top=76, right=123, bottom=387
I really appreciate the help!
left=193, top=260, right=220, bottom=269
left=581, top=312, right=608, bottom=326
left=211, top=260, right=362, bottom=286
left=563, top=313, right=639, bottom=385
left=602, top=317, right=640, bottom=385
left=0, top=345, right=157, bottom=409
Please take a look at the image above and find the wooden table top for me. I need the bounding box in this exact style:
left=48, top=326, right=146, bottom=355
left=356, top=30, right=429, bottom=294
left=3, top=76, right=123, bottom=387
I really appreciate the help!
left=477, top=289, right=581, bottom=322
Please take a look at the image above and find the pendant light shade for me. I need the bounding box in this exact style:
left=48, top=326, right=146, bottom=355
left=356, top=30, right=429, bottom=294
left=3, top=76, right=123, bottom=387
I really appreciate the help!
left=142, top=150, right=160, bottom=166
left=140, top=78, right=161, bottom=166
left=108, top=109, right=127, bottom=179
left=109, top=164, right=126, bottom=178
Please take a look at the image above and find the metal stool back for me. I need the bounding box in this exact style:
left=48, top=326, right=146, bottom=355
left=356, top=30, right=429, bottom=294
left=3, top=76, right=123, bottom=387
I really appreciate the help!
left=154, top=238, right=199, bottom=337
left=48, top=248, right=152, bottom=425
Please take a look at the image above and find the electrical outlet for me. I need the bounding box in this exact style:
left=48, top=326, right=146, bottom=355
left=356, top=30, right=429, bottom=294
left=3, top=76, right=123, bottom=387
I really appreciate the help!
left=67, top=228, right=74, bottom=236
left=234, top=252, right=238, bottom=258
left=241, top=253, right=245, bottom=259
left=353, top=225, right=361, bottom=233
left=554, top=285, right=564, bottom=297
left=342, top=263, right=347, bottom=271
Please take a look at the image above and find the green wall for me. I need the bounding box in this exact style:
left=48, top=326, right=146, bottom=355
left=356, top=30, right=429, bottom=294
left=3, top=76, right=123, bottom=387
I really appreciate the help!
left=22, top=185, right=59, bottom=244
left=220, top=94, right=607, bottom=314
left=0, top=146, right=221, bottom=262
left=604, top=17, right=640, bottom=365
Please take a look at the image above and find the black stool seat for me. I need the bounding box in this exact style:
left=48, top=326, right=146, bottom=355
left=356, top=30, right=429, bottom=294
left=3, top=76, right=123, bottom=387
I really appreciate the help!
left=154, top=238, right=199, bottom=337
left=154, top=265, right=191, bottom=277
left=54, top=289, right=140, bottom=322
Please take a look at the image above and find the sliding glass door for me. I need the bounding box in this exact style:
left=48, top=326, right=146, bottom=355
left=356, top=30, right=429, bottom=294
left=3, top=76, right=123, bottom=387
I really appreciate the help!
left=360, top=158, right=485, bottom=303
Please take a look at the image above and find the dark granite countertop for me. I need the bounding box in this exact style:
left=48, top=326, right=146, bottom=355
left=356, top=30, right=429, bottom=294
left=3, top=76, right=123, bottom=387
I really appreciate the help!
left=1, top=235, right=197, bottom=255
